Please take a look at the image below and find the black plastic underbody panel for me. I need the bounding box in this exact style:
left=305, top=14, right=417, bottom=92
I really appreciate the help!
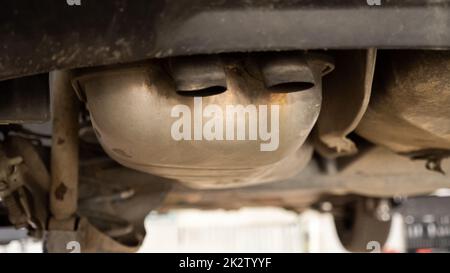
left=1, top=0, right=450, bottom=81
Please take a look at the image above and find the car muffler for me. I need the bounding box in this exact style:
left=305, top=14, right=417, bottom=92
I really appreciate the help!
left=73, top=53, right=333, bottom=189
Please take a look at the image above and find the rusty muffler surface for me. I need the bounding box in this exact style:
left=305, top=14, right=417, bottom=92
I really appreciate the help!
left=73, top=53, right=333, bottom=189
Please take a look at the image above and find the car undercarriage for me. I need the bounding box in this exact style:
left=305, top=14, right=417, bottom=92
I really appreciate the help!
left=1, top=0, right=450, bottom=253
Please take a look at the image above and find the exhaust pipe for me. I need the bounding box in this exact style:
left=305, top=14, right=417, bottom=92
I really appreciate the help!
left=167, top=56, right=227, bottom=97
left=259, top=52, right=334, bottom=93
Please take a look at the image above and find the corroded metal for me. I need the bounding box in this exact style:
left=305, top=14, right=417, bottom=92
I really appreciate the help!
left=50, top=70, right=80, bottom=222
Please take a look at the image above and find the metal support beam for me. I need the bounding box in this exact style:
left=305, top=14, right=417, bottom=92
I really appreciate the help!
left=49, top=70, right=79, bottom=228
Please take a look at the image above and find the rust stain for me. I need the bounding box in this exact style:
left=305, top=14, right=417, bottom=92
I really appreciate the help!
left=57, top=138, right=65, bottom=145
left=270, top=93, right=288, bottom=105
left=55, top=183, right=68, bottom=201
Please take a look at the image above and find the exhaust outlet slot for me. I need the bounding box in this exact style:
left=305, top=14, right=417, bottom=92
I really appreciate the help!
left=259, top=53, right=334, bottom=93
left=167, top=56, right=227, bottom=97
